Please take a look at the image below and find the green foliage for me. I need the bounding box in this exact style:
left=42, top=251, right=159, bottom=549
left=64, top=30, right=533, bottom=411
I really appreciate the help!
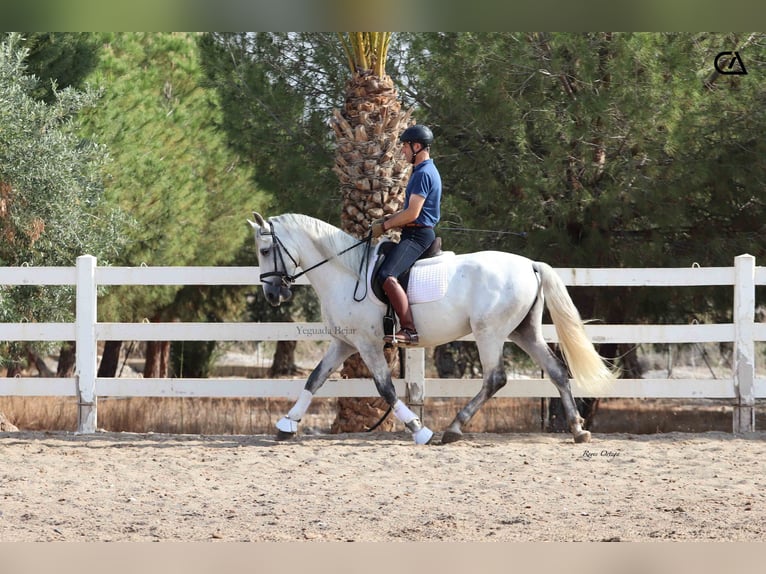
left=0, top=34, right=125, bottom=323
left=398, top=32, right=766, bottom=325
left=48, top=31, right=762, bottom=359
left=2, top=32, right=101, bottom=102
left=338, top=32, right=390, bottom=76
left=197, top=33, right=346, bottom=223
left=77, top=33, right=265, bottom=323
left=0, top=34, right=126, bottom=367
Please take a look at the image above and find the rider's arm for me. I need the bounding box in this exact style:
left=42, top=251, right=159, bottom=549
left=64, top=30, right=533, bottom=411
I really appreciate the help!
left=383, top=194, right=425, bottom=231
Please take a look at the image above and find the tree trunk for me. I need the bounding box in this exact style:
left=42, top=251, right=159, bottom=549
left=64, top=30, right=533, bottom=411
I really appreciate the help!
left=270, top=340, right=299, bottom=377
left=28, top=350, right=55, bottom=377
left=98, top=340, right=123, bottom=377
left=434, top=342, right=481, bottom=378
left=0, top=357, right=11, bottom=422
left=144, top=341, right=170, bottom=378
left=6, top=363, right=23, bottom=377
left=57, top=342, right=76, bottom=377
left=329, top=68, right=413, bottom=433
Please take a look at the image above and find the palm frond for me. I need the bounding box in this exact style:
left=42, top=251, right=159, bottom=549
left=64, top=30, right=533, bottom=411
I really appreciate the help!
left=337, top=32, right=391, bottom=77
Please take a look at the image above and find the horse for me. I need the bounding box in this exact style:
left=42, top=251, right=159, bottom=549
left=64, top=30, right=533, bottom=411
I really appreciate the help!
left=248, top=212, right=616, bottom=445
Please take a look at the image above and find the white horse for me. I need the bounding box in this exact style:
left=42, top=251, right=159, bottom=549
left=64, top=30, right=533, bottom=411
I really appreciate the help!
left=248, top=212, right=615, bottom=445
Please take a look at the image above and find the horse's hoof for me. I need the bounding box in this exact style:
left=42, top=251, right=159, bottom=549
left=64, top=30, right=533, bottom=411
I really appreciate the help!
left=413, top=426, right=434, bottom=445
left=441, top=430, right=463, bottom=444
left=574, top=430, right=591, bottom=443
left=275, top=430, right=297, bottom=441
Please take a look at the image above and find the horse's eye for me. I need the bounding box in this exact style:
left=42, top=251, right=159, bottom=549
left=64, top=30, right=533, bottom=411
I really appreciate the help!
left=260, top=248, right=270, bottom=257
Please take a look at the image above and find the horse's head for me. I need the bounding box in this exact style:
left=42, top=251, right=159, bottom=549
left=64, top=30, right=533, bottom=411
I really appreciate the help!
left=248, top=212, right=296, bottom=307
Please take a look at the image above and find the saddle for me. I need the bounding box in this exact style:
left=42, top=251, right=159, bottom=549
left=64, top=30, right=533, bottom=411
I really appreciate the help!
left=371, top=236, right=443, bottom=303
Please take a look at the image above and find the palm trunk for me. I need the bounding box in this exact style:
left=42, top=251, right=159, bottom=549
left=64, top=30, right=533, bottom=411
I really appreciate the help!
left=330, top=69, right=413, bottom=433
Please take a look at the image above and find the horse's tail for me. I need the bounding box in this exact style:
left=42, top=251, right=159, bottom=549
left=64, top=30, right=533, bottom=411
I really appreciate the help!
left=533, top=261, right=617, bottom=395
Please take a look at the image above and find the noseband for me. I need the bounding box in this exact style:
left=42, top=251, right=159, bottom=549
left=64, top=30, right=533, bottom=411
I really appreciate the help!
left=258, top=219, right=372, bottom=294
left=258, top=221, right=300, bottom=289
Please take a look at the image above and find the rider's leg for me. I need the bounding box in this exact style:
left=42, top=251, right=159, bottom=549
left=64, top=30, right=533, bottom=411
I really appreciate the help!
left=382, top=276, right=418, bottom=345
left=376, top=228, right=434, bottom=346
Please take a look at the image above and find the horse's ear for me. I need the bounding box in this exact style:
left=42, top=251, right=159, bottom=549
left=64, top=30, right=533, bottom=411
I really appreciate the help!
left=248, top=212, right=266, bottom=229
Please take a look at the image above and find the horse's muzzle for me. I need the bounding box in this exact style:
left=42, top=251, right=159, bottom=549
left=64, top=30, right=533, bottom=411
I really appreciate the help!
left=263, top=283, right=293, bottom=306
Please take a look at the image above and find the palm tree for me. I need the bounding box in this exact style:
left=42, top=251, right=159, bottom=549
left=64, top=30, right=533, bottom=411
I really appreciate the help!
left=329, top=33, right=413, bottom=432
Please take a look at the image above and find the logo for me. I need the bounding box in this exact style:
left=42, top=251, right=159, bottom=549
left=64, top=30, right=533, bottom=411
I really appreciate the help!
left=714, top=51, right=747, bottom=75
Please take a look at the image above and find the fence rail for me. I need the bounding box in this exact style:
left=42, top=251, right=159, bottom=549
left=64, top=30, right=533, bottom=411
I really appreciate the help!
left=1, top=254, right=763, bottom=434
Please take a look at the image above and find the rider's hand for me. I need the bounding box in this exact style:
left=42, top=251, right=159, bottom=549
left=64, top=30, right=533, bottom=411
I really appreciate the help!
left=371, top=218, right=386, bottom=238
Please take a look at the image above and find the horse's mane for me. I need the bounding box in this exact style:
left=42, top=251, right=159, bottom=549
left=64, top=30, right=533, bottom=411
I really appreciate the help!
left=272, top=213, right=366, bottom=277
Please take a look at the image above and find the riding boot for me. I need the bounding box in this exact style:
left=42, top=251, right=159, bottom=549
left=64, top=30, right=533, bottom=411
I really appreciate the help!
left=382, top=276, right=418, bottom=345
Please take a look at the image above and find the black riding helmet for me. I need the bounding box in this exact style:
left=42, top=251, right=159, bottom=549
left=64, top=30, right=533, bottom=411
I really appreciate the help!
left=400, top=125, right=433, bottom=164
left=399, top=124, right=433, bottom=147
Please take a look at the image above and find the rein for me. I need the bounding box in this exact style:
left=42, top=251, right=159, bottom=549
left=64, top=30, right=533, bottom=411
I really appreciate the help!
left=441, top=225, right=528, bottom=238
left=259, top=220, right=372, bottom=299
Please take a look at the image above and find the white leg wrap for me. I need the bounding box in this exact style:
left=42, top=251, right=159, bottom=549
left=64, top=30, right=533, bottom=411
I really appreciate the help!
left=276, top=416, right=299, bottom=433
left=276, top=390, right=313, bottom=434
left=287, top=389, right=313, bottom=421
left=393, top=400, right=417, bottom=424
left=394, top=400, right=433, bottom=445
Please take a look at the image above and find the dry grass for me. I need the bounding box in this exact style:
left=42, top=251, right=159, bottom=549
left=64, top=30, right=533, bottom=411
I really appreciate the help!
left=3, top=394, right=765, bottom=435
left=0, top=396, right=323, bottom=434
left=0, top=395, right=543, bottom=435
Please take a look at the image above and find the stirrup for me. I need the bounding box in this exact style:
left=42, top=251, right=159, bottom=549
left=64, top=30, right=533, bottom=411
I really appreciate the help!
left=385, top=327, right=419, bottom=346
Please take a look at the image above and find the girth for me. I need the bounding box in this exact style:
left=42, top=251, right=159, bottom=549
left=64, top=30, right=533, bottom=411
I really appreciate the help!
left=371, top=237, right=443, bottom=303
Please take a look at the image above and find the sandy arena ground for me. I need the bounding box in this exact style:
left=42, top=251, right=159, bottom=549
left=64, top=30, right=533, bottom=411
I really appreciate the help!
left=1, top=429, right=765, bottom=543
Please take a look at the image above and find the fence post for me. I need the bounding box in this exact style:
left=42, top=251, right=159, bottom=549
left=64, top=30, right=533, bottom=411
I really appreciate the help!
left=733, top=254, right=756, bottom=433
left=76, top=255, right=98, bottom=433
left=405, top=347, right=426, bottom=422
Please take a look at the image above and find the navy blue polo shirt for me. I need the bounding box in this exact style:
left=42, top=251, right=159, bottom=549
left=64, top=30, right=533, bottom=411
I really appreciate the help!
left=405, top=159, right=441, bottom=227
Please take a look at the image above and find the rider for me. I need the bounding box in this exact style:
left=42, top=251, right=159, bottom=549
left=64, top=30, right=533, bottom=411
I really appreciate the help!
left=371, top=124, right=442, bottom=346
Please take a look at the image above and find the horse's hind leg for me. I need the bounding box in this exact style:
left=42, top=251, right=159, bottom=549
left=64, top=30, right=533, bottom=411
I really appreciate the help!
left=510, top=322, right=591, bottom=443
left=442, top=333, right=507, bottom=444
left=275, top=339, right=355, bottom=440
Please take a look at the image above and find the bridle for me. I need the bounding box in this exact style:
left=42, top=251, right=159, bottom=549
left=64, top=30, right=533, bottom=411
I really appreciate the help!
left=258, top=219, right=372, bottom=299
left=258, top=220, right=302, bottom=290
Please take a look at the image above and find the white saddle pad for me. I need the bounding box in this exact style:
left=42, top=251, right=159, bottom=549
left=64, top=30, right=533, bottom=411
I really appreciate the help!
left=406, top=253, right=456, bottom=303
left=367, top=241, right=456, bottom=305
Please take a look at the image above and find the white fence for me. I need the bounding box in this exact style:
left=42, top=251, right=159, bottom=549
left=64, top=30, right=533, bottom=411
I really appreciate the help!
left=1, top=254, right=764, bottom=434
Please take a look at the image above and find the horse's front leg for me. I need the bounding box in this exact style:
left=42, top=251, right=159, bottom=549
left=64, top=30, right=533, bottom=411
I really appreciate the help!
left=275, top=339, right=355, bottom=440
left=357, top=344, right=434, bottom=445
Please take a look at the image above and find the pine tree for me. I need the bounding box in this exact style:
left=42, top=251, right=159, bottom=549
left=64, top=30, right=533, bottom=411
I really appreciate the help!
left=78, top=32, right=262, bottom=377
left=198, top=32, right=347, bottom=376
left=402, top=32, right=766, bottom=380
left=3, top=32, right=101, bottom=102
